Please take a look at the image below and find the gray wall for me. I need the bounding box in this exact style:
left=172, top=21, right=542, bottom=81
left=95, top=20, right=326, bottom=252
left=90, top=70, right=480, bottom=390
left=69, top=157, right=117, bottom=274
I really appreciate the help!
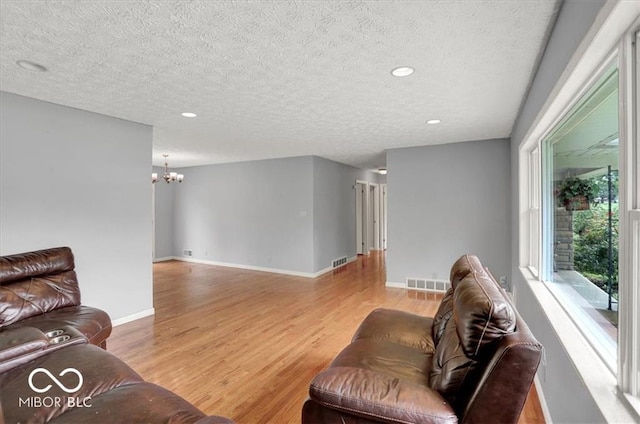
left=169, top=156, right=380, bottom=274
left=312, top=156, right=380, bottom=271
left=386, top=139, right=511, bottom=284
left=510, top=0, right=607, bottom=422
left=0, top=92, right=153, bottom=322
left=153, top=166, right=175, bottom=260
left=172, top=156, right=315, bottom=274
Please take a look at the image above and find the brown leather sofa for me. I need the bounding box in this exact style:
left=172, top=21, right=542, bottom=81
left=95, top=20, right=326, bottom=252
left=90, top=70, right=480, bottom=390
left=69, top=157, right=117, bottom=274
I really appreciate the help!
left=303, top=254, right=543, bottom=424
left=0, top=246, right=111, bottom=348
left=1, top=247, right=233, bottom=423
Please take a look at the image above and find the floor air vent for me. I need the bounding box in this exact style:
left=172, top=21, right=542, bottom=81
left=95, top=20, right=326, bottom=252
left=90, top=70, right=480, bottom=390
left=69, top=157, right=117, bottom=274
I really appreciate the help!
left=332, top=256, right=348, bottom=268
left=406, top=278, right=451, bottom=293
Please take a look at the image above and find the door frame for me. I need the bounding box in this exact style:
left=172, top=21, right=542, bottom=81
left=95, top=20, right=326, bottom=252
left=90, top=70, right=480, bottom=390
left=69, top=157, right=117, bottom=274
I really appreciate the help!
left=355, top=180, right=385, bottom=254
left=355, top=180, right=368, bottom=255
left=381, top=183, right=387, bottom=250
left=369, top=183, right=380, bottom=251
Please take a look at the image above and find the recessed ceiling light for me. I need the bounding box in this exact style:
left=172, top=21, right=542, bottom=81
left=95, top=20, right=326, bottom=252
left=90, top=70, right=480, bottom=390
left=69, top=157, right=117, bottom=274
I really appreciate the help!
left=426, top=119, right=441, bottom=125
left=378, top=168, right=388, bottom=175
left=391, top=66, right=414, bottom=77
left=181, top=112, right=197, bottom=118
left=16, top=60, right=47, bottom=72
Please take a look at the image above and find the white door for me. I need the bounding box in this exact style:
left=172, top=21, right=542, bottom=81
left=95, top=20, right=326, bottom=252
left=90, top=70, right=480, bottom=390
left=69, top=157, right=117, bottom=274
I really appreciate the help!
left=370, top=184, right=380, bottom=250
left=381, top=184, right=387, bottom=250
left=355, top=181, right=367, bottom=254
left=152, top=183, right=156, bottom=261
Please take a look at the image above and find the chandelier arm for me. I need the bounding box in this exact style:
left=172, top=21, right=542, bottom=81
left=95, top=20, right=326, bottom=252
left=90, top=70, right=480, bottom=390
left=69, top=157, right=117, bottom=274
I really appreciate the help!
left=153, top=154, right=183, bottom=184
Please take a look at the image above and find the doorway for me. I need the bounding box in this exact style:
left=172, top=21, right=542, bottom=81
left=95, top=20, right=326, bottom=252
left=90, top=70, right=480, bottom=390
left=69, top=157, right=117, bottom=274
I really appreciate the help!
left=355, top=180, right=387, bottom=254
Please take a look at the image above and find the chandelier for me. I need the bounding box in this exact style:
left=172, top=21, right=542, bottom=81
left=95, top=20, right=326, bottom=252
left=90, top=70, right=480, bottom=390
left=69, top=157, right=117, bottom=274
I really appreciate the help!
left=152, top=154, right=184, bottom=184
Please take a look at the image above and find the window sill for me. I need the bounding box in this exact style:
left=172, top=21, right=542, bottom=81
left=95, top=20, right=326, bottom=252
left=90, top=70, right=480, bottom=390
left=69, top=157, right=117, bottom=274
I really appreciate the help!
left=623, top=393, right=640, bottom=419
left=519, top=267, right=639, bottom=423
left=546, top=270, right=617, bottom=372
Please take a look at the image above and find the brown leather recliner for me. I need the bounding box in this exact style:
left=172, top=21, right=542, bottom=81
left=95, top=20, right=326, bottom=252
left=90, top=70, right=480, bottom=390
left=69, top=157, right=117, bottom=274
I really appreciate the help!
left=0, top=246, right=111, bottom=348
left=303, top=254, right=543, bottom=424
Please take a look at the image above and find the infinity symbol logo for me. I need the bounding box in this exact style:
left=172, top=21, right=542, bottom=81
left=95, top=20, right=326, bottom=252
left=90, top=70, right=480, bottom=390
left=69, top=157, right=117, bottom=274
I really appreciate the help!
left=28, top=368, right=83, bottom=394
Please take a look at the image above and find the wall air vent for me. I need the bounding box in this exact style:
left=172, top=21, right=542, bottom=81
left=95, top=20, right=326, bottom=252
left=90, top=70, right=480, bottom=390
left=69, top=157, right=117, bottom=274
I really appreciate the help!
left=332, top=256, right=348, bottom=268
left=405, top=277, right=451, bottom=293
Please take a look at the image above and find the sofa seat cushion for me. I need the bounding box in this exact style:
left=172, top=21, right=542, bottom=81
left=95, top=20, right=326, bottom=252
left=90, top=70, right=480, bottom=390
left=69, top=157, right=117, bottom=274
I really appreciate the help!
left=309, top=367, right=457, bottom=424
left=303, top=398, right=387, bottom=424
left=352, top=308, right=436, bottom=354
left=330, top=338, right=432, bottom=386
left=7, top=305, right=112, bottom=346
left=46, top=382, right=234, bottom=424
left=0, top=343, right=142, bottom=423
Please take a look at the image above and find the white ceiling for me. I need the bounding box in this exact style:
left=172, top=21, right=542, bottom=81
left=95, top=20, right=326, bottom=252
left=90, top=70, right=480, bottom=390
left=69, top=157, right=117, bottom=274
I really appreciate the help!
left=551, top=65, right=618, bottom=178
left=0, top=1, right=560, bottom=170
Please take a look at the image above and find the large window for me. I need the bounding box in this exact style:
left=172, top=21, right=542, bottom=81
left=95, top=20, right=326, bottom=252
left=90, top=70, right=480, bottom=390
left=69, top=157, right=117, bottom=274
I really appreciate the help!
left=519, top=8, right=640, bottom=418
left=541, top=65, right=619, bottom=369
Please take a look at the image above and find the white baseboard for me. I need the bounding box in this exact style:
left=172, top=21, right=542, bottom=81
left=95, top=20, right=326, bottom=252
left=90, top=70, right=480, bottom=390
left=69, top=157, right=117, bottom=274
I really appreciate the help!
left=313, top=264, right=335, bottom=278
left=172, top=255, right=360, bottom=279
left=153, top=256, right=174, bottom=263
left=310, top=255, right=360, bottom=278
left=534, top=374, right=552, bottom=424
left=112, top=308, right=155, bottom=327
left=175, top=256, right=318, bottom=278
left=385, top=281, right=405, bottom=288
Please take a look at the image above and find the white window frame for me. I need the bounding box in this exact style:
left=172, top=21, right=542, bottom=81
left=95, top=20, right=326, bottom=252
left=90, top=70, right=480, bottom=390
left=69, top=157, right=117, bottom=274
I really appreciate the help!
left=618, top=26, right=640, bottom=406
left=541, top=59, right=619, bottom=373
left=529, top=146, right=540, bottom=277
left=518, top=2, right=640, bottom=420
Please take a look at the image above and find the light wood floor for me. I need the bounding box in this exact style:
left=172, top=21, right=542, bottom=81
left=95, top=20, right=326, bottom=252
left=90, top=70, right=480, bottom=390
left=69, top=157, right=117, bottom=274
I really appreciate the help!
left=108, top=252, right=544, bottom=423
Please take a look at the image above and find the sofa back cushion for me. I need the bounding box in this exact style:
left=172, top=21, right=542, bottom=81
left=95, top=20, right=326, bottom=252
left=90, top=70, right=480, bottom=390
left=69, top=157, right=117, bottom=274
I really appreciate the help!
left=449, top=254, right=484, bottom=288
left=430, top=268, right=516, bottom=410
left=431, top=287, right=454, bottom=345
left=429, top=312, right=477, bottom=407
left=455, top=271, right=516, bottom=359
left=0, top=247, right=81, bottom=327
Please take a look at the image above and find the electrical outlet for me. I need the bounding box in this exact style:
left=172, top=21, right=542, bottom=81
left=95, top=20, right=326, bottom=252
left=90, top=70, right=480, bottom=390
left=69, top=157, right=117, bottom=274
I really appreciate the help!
left=499, top=275, right=508, bottom=290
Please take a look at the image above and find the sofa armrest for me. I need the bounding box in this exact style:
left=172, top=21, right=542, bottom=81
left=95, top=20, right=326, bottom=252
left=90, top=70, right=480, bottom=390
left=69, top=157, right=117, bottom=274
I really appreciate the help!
left=0, top=326, right=87, bottom=373
left=0, top=327, right=49, bottom=363
left=309, top=367, right=457, bottom=424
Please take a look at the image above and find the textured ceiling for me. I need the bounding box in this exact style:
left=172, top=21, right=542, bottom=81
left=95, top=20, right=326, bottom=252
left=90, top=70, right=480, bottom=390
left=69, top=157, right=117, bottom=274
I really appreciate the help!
left=0, top=1, right=560, bottom=169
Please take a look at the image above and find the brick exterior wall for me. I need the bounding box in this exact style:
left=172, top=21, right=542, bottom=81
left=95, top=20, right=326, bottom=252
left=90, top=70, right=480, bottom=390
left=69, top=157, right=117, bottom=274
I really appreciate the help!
left=554, top=208, right=574, bottom=271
